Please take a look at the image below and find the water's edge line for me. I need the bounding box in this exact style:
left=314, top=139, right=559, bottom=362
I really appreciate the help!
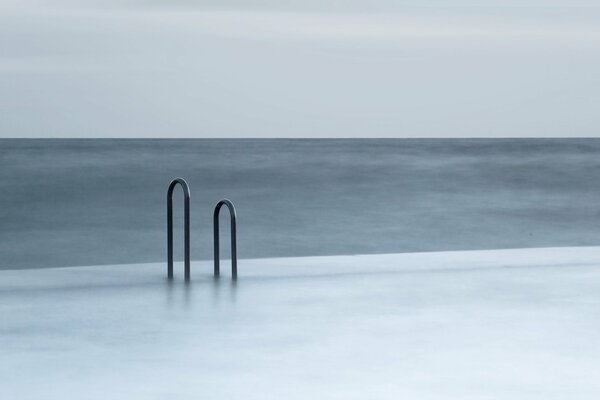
left=3, top=245, right=600, bottom=274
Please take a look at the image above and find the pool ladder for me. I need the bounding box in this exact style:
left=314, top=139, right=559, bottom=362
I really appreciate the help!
left=213, top=199, right=238, bottom=280
left=167, top=178, right=238, bottom=282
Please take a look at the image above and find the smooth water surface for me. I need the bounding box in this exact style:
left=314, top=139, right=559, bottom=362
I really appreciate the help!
left=1, top=248, right=600, bottom=399
left=2, top=139, right=600, bottom=269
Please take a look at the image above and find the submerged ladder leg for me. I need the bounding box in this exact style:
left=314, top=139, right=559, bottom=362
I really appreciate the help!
left=213, top=199, right=237, bottom=280
left=167, top=178, right=191, bottom=281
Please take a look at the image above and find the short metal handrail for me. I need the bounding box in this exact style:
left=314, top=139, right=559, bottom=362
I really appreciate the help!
left=213, top=199, right=237, bottom=280
left=167, top=178, right=191, bottom=281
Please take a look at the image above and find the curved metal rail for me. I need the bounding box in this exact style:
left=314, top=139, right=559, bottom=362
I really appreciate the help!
left=213, top=199, right=237, bottom=280
left=167, top=178, right=191, bottom=281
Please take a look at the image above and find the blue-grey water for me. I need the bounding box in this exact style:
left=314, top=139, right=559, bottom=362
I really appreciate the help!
left=1, top=139, right=600, bottom=270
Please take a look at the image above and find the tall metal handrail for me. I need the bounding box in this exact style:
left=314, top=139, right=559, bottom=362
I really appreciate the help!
left=213, top=199, right=237, bottom=280
left=167, top=178, right=191, bottom=281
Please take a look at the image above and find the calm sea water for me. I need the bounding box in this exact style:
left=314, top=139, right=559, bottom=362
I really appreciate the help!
left=1, top=139, right=600, bottom=270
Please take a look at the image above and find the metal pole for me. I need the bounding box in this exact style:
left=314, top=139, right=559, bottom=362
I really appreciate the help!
left=167, top=178, right=191, bottom=281
left=213, top=199, right=238, bottom=280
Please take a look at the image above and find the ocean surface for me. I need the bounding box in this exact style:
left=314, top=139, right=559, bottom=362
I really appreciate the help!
left=1, top=139, right=600, bottom=270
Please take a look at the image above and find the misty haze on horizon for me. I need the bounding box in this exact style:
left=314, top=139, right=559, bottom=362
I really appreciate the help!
left=1, top=1, right=599, bottom=138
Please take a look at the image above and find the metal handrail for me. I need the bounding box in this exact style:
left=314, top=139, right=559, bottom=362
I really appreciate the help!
left=167, top=178, right=191, bottom=281
left=213, top=199, right=237, bottom=280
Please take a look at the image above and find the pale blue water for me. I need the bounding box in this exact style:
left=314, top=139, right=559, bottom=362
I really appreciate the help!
left=1, top=139, right=600, bottom=270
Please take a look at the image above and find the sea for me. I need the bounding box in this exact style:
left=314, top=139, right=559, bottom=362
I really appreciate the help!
left=1, top=139, right=600, bottom=270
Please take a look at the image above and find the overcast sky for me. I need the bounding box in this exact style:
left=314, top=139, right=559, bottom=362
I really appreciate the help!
left=1, top=1, right=599, bottom=138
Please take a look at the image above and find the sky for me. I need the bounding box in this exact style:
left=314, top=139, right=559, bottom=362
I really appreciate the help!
left=0, top=1, right=599, bottom=138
